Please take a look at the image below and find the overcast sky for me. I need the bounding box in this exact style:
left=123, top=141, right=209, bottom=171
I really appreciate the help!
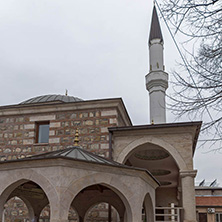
left=0, top=0, right=221, bottom=185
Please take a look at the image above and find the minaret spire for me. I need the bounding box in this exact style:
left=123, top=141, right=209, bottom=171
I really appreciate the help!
left=145, top=5, right=168, bottom=124
left=149, top=5, right=163, bottom=44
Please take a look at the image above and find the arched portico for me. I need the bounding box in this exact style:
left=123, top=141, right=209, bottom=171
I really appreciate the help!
left=0, top=168, right=58, bottom=222
left=62, top=173, right=133, bottom=222
left=114, top=137, right=182, bottom=206
left=115, top=136, right=187, bottom=170
left=0, top=147, right=158, bottom=222
left=0, top=180, right=50, bottom=222
left=72, top=186, right=125, bottom=222
left=60, top=169, right=157, bottom=222
left=110, top=123, right=200, bottom=222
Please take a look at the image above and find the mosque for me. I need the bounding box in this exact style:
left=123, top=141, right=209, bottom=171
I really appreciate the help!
left=0, top=6, right=201, bottom=222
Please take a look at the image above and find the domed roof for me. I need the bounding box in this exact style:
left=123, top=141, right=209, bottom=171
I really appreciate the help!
left=20, top=94, right=83, bottom=105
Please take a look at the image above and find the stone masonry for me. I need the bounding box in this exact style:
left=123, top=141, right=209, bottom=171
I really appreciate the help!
left=0, top=108, right=121, bottom=161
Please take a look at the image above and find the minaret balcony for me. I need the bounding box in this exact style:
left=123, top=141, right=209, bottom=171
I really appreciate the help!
left=145, top=70, right=168, bottom=92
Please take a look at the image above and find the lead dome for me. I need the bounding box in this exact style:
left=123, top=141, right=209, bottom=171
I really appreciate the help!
left=20, top=94, right=83, bottom=105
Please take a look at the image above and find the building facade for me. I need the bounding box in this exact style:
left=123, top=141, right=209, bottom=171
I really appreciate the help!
left=0, top=97, right=130, bottom=162
left=196, top=182, right=222, bottom=222
left=0, top=6, right=201, bottom=222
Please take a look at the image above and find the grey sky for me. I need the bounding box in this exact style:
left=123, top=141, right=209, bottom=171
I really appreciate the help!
left=0, top=0, right=221, bottom=185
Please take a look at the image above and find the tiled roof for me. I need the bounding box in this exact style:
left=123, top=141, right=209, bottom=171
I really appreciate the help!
left=196, top=196, right=222, bottom=206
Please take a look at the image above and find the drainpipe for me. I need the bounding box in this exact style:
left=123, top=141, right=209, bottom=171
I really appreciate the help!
left=109, top=131, right=113, bottom=160
left=108, top=130, right=113, bottom=222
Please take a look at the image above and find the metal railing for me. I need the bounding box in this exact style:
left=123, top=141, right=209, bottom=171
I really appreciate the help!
left=155, top=206, right=183, bottom=222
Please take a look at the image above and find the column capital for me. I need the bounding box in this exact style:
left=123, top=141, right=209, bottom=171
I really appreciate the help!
left=179, top=170, right=197, bottom=178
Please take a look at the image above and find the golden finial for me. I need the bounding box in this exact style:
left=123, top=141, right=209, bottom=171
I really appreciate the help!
left=151, top=119, right=154, bottom=125
left=65, top=89, right=68, bottom=96
left=74, top=129, right=79, bottom=146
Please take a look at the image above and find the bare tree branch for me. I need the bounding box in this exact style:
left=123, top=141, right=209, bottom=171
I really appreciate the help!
left=160, top=0, right=222, bottom=149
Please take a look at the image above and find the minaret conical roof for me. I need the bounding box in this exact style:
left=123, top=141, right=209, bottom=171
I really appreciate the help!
left=149, top=5, right=163, bottom=43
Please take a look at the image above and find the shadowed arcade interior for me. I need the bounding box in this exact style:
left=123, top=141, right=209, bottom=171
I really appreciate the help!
left=125, top=142, right=180, bottom=207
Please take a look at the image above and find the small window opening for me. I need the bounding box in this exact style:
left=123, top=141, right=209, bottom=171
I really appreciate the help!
left=36, top=122, right=49, bottom=143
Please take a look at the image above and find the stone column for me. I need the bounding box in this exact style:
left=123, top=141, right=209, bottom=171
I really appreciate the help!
left=124, top=211, right=127, bottom=222
left=50, top=204, right=69, bottom=222
left=180, top=170, right=197, bottom=222
left=131, top=207, right=142, bottom=222
left=128, top=197, right=143, bottom=222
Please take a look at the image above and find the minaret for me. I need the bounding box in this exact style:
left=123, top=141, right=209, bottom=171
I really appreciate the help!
left=145, top=5, right=168, bottom=124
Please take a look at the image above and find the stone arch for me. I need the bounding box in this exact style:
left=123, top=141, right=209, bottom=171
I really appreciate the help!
left=116, top=136, right=187, bottom=170
left=62, top=173, right=133, bottom=222
left=143, top=193, right=154, bottom=222
left=83, top=201, right=121, bottom=222
left=72, top=188, right=125, bottom=222
left=0, top=168, right=58, bottom=221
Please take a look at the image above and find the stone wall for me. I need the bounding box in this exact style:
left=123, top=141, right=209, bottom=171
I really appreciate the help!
left=0, top=108, right=119, bottom=161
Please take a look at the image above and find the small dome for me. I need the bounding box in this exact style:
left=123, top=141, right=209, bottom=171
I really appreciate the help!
left=20, top=94, right=83, bottom=105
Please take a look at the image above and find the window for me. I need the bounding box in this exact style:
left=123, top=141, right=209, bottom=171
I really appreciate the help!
left=36, top=122, right=49, bottom=143
left=216, top=213, right=222, bottom=222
